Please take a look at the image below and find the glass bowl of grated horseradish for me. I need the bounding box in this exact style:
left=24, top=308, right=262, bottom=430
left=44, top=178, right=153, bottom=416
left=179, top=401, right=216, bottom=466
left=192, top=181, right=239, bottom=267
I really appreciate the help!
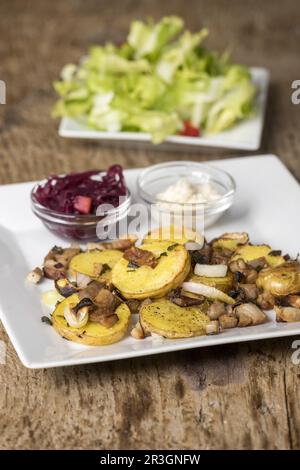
left=137, top=161, right=236, bottom=229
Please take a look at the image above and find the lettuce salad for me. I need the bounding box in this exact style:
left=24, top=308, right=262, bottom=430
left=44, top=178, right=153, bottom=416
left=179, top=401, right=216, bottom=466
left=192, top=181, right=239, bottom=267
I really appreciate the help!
left=53, top=16, right=256, bottom=143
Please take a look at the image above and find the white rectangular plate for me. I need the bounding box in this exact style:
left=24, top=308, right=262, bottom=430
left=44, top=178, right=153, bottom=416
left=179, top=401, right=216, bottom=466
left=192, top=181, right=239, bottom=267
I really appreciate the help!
left=0, top=155, right=299, bottom=369
left=59, top=67, right=269, bottom=151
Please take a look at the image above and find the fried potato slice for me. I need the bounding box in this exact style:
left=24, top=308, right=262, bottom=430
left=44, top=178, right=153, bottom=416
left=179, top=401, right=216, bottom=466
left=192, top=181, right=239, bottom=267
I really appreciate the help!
left=69, top=249, right=123, bottom=281
left=143, top=225, right=203, bottom=245
left=111, top=241, right=190, bottom=299
left=212, top=232, right=249, bottom=251
left=52, top=293, right=130, bottom=346
left=231, top=244, right=285, bottom=267
left=187, top=272, right=234, bottom=293
left=140, top=298, right=209, bottom=338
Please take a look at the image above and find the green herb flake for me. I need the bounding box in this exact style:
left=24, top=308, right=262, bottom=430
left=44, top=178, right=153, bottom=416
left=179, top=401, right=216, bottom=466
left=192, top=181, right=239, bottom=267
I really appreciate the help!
left=41, top=316, right=53, bottom=326
left=167, top=243, right=179, bottom=251
left=127, top=261, right=140, bottom=270
left=101, top=263, right=111, bottom=275
left=157, top=251, right=168, bottom=260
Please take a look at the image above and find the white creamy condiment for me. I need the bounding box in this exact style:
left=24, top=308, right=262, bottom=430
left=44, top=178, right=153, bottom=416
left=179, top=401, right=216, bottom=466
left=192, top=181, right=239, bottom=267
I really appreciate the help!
left=156, top=177, right=220, bottom=204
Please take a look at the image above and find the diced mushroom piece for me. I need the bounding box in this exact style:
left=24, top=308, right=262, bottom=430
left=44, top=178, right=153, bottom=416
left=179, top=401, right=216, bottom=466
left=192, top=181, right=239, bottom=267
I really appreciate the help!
left=99, top=314, right=119, bottom=328
left=123, top=246, right=157, bottom=268
left=167, top=288, right=204, bottom=307
left=126, top=299, right=141, bottom=314
left=238, top=284, right=259, bottom=301
left=190, top=243, right=212, bottom=265
left=274, top=306, right=300, bottom=322
left=248, top=257, right=267, bottom=270
left=89, top=309, right=110, bottom=322
left=26, top=267, right=43, bottom=284
left=256, top=291, right=275, bottom=310
left=55, top=278, right=77, bottom=297
left=88, top=287, right=121, bottom=323
left=245, top=268, right=258, bottom=284
left=211, top=247, right=232, bottom=265
left=131, top=321, right=146, bottom=339
left=229, top=258, right=248, bottom=274
left=93, top=288, right=121, bottom=311
left=246, top=271, right=257, bottom=284
left=55, top=246, right=81, bottom=267
left=219, top=314, right=238, bottom=329
left=207, top=301, right=226, bottom=320
left=205, top=320, right=220, bottom=335
left=78, top=280, right=106, bottom=301
left=44, top=245, right=80, bottom=269
left=286, top=295, right=300, bottom=309
left=43, top=260, right=66, bottom=280
left=44, top=245, right=64, bottom=263
left=234, top=303, right=267, bottom=327
left=225, top=304, right=235, bottom=316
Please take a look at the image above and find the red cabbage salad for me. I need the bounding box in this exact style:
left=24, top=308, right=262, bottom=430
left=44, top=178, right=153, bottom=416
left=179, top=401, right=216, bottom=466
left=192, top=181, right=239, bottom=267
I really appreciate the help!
left=34, top=165, right=127, bottom=215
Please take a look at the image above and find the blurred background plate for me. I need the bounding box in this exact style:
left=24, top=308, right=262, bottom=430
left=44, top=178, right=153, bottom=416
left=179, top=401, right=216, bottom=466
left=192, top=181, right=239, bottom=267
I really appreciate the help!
left=59, top=67, right=269, bottom=151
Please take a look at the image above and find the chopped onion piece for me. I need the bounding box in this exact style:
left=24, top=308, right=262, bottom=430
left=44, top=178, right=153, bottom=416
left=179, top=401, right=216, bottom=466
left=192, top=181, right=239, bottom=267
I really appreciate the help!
left=182, top=281, right=235, bottom=304
left=194, top=264, right=228, bottom=277
left=76, top=272, right=91, bottom=288
left=64, top=305, right=89, bottom=328
left=185, top=239, right=204, bottom=251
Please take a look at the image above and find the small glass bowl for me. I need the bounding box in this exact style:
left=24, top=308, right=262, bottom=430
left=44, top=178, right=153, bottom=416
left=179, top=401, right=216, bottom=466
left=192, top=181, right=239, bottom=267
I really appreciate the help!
left=137, top=161, right=236, bottom=228
left=31, top=185, right=132, bottom=241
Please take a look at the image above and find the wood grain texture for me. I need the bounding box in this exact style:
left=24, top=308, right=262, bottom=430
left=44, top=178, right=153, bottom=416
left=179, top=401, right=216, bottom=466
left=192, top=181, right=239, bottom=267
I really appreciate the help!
left=0, top=0, right=300, bottom=450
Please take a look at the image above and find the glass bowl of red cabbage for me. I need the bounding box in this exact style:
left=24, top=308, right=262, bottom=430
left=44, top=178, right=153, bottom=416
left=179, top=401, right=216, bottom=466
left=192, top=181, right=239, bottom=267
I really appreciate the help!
left=31, top=165, right=131, bottom=241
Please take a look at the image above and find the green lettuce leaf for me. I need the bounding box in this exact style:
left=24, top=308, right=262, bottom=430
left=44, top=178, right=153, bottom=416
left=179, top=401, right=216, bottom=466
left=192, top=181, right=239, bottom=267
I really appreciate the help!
left=128, top=16, right=183, bottom=59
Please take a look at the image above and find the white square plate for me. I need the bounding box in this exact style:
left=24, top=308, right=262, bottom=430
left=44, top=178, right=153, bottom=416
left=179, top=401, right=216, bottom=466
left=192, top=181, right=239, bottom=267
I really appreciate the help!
left=59, top=67, right=269, bottom=151
left=0, top=155, right=299, bottom=369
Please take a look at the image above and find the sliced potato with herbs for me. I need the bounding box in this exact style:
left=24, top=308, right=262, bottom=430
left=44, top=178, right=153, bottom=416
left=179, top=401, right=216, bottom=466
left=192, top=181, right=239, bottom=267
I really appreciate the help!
left=212, top=232, right=249, bottom=251
left=143, top=224, right=203, bottom=245
left=187, top=272, right=233, bottom=293
left=231, top=244, right=285, bottom=267
left=140, top=298, right=209, bottom=338
left=52, top=294, right=130, bottom=346
left=112, top=241, right=190, bottom=299
left=69, top=249, right=123, bottom=281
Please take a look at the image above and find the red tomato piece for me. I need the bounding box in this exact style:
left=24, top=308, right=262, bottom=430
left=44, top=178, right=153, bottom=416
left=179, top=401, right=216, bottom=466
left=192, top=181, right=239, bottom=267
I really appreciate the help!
left=180, top=121, right=200, bottom=137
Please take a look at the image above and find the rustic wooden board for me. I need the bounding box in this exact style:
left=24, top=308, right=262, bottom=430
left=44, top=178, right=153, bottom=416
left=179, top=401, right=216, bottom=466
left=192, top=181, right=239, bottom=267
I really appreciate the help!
left=0, top=0, right=299, bottom=450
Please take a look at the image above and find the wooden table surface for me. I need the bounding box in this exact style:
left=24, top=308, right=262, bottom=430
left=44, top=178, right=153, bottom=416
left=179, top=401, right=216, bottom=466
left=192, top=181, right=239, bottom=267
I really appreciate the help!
left=0, top=0, right=300, bottom=450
